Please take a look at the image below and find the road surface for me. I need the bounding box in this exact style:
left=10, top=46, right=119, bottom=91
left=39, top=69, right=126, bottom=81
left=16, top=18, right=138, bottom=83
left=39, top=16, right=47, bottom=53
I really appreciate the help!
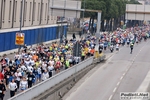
left=62, top=40, right=150, bottom=100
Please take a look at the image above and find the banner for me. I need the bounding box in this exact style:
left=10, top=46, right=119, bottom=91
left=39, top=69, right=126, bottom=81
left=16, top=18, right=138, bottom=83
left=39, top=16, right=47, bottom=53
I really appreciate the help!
left=15, top=33, right=25, bottom=45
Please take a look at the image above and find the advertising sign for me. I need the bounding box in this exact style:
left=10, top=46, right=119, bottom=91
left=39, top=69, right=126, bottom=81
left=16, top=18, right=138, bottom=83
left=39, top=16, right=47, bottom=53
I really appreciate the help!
left=15, top=33, right=25, bottom=45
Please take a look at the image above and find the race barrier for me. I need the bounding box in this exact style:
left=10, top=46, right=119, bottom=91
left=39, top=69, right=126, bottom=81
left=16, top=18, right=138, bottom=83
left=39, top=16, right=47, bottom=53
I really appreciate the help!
left=93, top=51, right=106, bottom=64
left=8, top=57, right=93, bottom=100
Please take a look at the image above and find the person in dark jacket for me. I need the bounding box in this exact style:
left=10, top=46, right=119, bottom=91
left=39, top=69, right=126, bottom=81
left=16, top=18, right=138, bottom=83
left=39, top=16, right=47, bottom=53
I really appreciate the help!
left=27, top=72, right=35, bottom=88
left=0, top=80, right=6, bottom=100
left=72, top=33, right=76, bottom=40
left=98, top=45, right=103, bottom=54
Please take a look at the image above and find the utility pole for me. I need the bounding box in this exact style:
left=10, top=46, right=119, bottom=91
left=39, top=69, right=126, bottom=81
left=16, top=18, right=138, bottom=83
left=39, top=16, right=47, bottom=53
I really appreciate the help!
left=18, top=0, right=24, bottom=53
left=82, top=0, right=85, bottom=35
left=60, top=17, right=63, bottom=44
left=60, top=0, right=66, bottom=44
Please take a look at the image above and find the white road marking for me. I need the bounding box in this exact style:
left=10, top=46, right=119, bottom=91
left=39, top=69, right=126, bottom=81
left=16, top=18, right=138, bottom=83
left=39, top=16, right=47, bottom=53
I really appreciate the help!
left=120, top=76, right=123, bottom=80
left=113, top=87, right=117, bottom=93
left=117, top=82, right=120, bottom=86
left=133, top=57, right=136, bottom=61
left=108, top=41, right=148, bottom=100
left=123, top=73, right=125, bottom=76
left=108, top=95, right=112, bottom=100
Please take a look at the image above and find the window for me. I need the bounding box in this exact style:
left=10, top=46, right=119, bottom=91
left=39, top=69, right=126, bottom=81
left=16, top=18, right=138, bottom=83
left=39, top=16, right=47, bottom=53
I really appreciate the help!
left=37, top=3, right=40, bottom=21
left=14, top=1, right=17, bottom=21
left=9, top=0, right=12, bottom=20
left=29, top=2, right=32, bottom=20
left=45, top=3, right=47, bottom=20
left=33, top=2, right=36, bottom=21
left=24, top=2, right=27, bottom=20
left=2, top=0, right=6, bottom=20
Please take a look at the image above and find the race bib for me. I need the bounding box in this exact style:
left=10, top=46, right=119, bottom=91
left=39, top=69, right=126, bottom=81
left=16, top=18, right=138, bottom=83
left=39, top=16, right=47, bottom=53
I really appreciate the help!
left=29, top=78, right=32, bottom=81
left=7, top=75, right=9, bottom=78
left=21, top=87, right=26, bottom=90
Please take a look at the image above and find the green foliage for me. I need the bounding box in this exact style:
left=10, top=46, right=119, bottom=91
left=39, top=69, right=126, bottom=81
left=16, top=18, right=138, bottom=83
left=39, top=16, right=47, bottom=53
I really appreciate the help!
left=81, top=0, right=140, bottom=20
left=129, top=0, right=141, bottom=4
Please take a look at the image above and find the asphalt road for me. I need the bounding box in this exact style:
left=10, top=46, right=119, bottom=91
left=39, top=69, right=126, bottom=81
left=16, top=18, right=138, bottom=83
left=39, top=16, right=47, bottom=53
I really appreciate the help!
left=62, top=40, right=150, bottom=100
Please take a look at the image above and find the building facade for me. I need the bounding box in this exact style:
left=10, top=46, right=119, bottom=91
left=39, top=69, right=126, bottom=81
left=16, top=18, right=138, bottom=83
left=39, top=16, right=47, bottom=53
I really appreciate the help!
left=0, top=0, right=57, bottom=29
left=0, top=0, right=67, bottom=52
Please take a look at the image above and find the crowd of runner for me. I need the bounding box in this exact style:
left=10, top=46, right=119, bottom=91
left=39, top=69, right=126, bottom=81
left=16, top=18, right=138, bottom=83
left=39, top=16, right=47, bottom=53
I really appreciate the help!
left=0, top=24, right=150, bottom=100
left=98, top=24, right=150, bottom=54
left=0, top=33, right=97, bottom=100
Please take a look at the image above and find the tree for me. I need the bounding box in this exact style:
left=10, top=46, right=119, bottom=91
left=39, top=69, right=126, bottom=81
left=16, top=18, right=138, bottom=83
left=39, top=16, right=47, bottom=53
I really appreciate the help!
left=81, top=0, right=140, bottom=31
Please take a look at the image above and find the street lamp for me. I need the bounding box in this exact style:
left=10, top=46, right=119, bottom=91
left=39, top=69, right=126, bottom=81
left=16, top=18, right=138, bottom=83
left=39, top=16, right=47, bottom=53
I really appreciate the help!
left=82, top=0, right=85, bottom=35
left=60, top=16, right=64, bottom=44
left=18, top=0, right=24, bottom=53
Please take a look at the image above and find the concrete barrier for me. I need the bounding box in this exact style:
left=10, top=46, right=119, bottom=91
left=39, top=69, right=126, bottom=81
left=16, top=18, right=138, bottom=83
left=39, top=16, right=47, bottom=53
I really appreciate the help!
left=8, top=57, right=93, bottom=100
left=32, top=63, right=96, bottom=100
left=32, top=55, right=108, bottom=100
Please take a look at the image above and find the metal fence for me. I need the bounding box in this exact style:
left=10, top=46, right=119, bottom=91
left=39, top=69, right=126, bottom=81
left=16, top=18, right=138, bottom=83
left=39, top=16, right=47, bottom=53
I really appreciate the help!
left=8, top=57, right=93, bottom=100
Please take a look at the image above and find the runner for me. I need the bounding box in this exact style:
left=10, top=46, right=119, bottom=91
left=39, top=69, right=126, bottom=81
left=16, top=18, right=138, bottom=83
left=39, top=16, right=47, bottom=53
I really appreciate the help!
left=8, top=79, right=17, bottom=97
left=2, top=24, right=150, bottom=99
left=110, top=44, right=114, bottom=53
left=42, top=70, right=49, bottom=81
left=0, top=80, right=6, bottom=100
left=20, top=77, right=28, bottom=92
left=116, top=43, right=119, bottom=51
left=27, top=72, right=35, bottom=88
left=130, top=42, right=134, bottom=54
